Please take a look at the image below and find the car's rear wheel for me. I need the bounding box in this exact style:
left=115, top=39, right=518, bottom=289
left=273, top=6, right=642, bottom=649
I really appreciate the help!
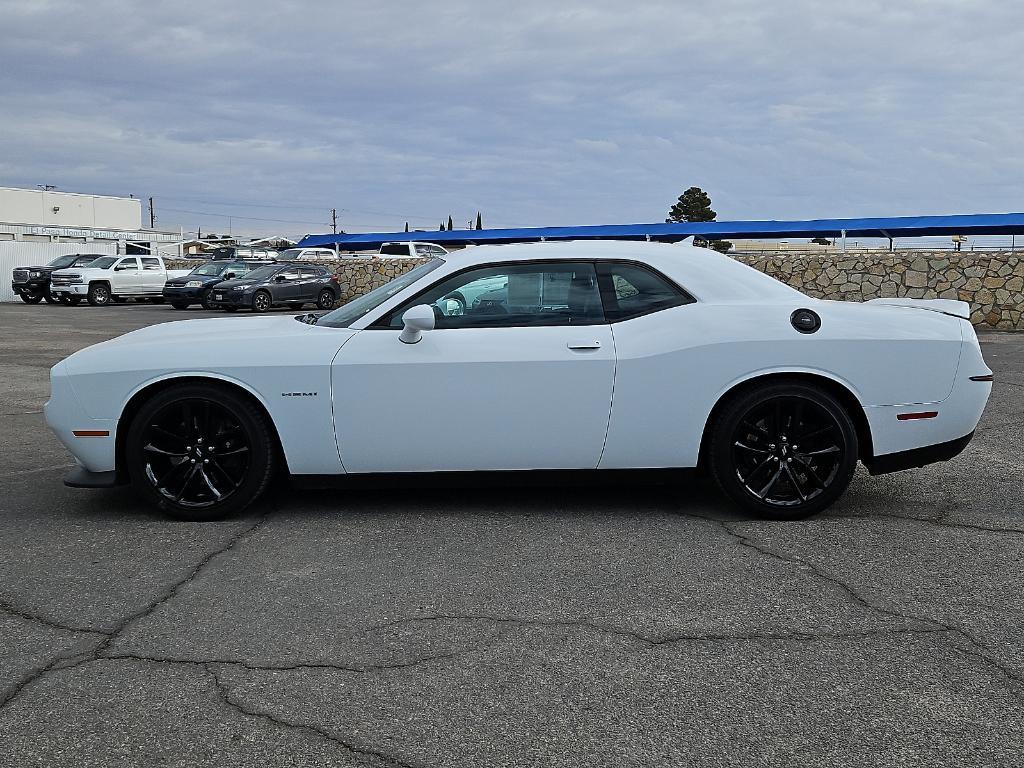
left=125, top=383, right=276, bottom=521
left=252, top=290, right=272, bottom=313
left=19, top=291, right=43, bottom=304
left=709, top=382, right=858, bottom=520
left=87, top=283, right=110, bottom=306
left=316, top=289, right=335, bottom=310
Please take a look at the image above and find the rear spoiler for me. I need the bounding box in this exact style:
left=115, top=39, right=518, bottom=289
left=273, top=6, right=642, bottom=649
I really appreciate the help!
left=866, top=297, right=971, bottom=320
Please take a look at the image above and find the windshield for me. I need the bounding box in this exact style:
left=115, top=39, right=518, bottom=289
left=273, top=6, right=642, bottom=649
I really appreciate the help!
left=278, top=249, right=305, bottom=259
left=236, top=265, right=281, bottom=282
left=379, top=243, right=410, bottom=256
left=317, top=259, right=445, bottom=328
left=191, top=262, right=235, bottom=277
left=87, top=257, right=117, bottom=269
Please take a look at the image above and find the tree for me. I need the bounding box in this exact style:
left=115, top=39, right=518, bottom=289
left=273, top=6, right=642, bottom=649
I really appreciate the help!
left=475, top=212, right=483, bottom=230
left=666, top=186, right=716, bottom=223
left=810, top=237, right=830, bottom=246
left=447, top=215, right=454, bottom=231
left=440, top=221, right=446, bottom=231
left=710, top=240, right=733, bottom=253
left=405, top=222, right=409, bottom=233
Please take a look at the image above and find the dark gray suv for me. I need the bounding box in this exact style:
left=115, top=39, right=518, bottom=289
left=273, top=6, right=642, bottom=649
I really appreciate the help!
left=207, top=262, right=340, bottom=313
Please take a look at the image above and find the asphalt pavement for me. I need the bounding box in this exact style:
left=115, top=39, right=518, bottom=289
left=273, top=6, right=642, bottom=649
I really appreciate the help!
left=1, top=301, right=1023, bottom=767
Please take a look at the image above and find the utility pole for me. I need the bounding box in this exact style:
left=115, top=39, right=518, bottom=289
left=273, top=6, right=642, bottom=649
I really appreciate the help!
left=148, top=197, right=156, bottom=229
left=331, top=208, right=338, bottom=234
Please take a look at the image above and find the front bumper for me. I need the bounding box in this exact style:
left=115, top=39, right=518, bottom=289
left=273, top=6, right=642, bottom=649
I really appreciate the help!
left=44, top=360, right=118, bottom=473
left=64, top=466, right=122, bottom=488
left=49, top=283, right=88, bottom=297
left=12, top=279, right=49, bottom=295
left=207, top=288, right=252, bottom=307
left=163, top=285, right=205, bottom=301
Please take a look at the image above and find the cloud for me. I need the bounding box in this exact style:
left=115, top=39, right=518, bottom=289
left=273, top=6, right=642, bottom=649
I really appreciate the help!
left=1, top=0, right=1023, bottom=237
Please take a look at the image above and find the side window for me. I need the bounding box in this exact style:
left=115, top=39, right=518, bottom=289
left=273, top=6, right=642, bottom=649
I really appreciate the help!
left=278, top=269, right=300, bottom=281
left=596, top=262, right=693, bottom=322
left=299, top=267, right=319, bottom=278
left=115, top=257, right=139, bottom=271
left=141, top=257, right=161, bottom=271
left=381, top=262, right=605, bottom=329
left=232, top=263, right=250, bottom=275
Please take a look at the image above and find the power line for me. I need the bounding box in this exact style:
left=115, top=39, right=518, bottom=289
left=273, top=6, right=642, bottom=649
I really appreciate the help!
left=159, top=207, right=330, bottom=226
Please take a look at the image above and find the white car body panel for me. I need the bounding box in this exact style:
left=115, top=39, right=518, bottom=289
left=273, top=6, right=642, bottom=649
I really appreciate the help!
left=44, top=241, right=992, bottom=485
left=333, top=325, right=615, bottom=472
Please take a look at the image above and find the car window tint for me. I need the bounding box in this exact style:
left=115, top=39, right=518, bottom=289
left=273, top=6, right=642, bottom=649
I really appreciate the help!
left=383, top=262, right=605, bottom=329
left=596, top=262, right=693, bottom=322
left=141, top=257, right=161, bottom=271
left=280, top=269, right=300, bottom=280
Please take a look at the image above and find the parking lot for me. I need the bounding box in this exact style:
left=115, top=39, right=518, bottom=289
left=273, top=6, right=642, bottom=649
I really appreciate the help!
left=0, top=301, right=1022, bottom=767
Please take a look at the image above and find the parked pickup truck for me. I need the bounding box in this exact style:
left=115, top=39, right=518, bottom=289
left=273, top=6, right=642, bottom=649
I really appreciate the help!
left=50, top=255, right=190, bottom=306
left=11, top=253, right=106, bottom=304
left=378, top=241, right=449, bottom=258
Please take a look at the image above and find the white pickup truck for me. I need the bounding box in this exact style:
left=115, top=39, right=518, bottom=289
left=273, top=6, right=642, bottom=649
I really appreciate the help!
left=50, top=255, right=191, bottom=306
left=378, top=241, right=449, bottom=258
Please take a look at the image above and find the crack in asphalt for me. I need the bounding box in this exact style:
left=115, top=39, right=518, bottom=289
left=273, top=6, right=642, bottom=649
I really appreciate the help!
left=100, top=650, right=467, bottom=675
left=0, top=598, right=112, bottom=637
left=0, top=514, right=269, bottom=710
left=204, top=663, right=421, bottom=768
left=702, top=517, right=1024, bottom=694
left=834, top=510, right=1024, bottom=536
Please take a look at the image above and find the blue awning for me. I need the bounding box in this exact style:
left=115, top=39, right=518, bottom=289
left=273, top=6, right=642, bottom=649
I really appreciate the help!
left=296, top=212, right=1024, bottom=251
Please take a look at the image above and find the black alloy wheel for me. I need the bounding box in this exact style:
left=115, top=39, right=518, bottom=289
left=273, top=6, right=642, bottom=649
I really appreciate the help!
left=19, top=291, right=43, bottom=304
left=126, top=383, right=275, bottom=520
left=252, top=290, right=272, bottom=313
left=316, top=289, right=335, bottom=310
left=87, top=283, right=110, bottom=306
left=200, top=289, right=215, bottom=310
left=710, top=382, right=858, bottom=519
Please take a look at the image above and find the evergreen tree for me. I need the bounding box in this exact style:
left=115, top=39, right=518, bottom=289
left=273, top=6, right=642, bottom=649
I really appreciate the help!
left=447, top=215, right=454, bottom=231
left=405, top=222, right=409, bottom=232
left=475, top=212, right=483, bottom=230
left=667, top=187, right=717, bottom=223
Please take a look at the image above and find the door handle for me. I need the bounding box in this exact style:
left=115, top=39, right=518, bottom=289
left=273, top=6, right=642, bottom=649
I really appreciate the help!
left=567, top=341, right=602, bottom=351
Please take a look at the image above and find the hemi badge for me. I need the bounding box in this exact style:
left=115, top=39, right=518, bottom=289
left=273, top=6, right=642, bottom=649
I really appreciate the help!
left=72, top=430, right=110, bottom=437
left=896, top=412, right=938, bottom=421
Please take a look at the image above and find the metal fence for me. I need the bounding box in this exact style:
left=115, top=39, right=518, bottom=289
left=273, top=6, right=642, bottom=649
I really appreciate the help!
left=0, top=241, right=117, bottom=302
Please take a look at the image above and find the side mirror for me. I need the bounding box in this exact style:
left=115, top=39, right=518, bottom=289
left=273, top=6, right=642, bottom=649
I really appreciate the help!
left=399, top=304, right=435, bottom=344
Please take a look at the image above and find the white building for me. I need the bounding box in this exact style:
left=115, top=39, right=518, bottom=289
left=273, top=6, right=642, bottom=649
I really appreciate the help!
left=0, top=186, right=180, bottom=252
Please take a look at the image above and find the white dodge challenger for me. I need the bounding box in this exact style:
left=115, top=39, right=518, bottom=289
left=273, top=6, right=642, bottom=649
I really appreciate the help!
left=45, top=241, right=992, bottom=521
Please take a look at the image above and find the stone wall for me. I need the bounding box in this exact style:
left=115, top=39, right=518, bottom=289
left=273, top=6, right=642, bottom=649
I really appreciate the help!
left=169, top=250, right=1024, bottom=330
left=732, top=251, right=1024, bottom=330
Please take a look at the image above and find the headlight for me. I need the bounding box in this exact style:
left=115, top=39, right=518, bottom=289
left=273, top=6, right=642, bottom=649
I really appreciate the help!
left=185, top=281, right=202, bottom=288
left=30, top=271, right=42, bottom=278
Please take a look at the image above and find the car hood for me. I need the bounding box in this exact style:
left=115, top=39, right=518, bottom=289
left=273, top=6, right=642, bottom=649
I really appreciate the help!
left=63, top=315, right=356, bottom=376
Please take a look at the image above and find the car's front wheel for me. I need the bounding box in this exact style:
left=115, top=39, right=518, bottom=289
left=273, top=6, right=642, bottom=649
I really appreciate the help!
left=87, top=283, right=111, bottom=306
left=19, top=291, right=43, bottom=304
left=709, top=382, right=858, bottom=519
left=125, top=383, right=276, bottom=520
left=252, top=290, right=272, bottom=313
left=43, top=290, right=58, bottom=304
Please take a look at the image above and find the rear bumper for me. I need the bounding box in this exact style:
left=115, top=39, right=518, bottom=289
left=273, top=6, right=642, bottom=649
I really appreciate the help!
left=865, top=431, right=974, bottom=475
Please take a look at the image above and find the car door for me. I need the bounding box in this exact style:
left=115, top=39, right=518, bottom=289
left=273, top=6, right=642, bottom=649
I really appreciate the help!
left=140, top=257, right=163, bottom=292
left=271, top=267, right=301, bottom=302
left=112, top=257, right=143, bottom=294
left=332, top=261, right=615, bottom=473
left=297, top=267, right=321, bottom=300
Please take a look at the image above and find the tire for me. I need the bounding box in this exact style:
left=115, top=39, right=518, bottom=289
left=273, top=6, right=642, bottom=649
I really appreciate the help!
left=708, top=381, right=858, bottom=520
left=19, top=291, right=43, bottom=304
left=87, top=283, right=111, bottom=306
left=125, top=382, right=276, bottom=521
left=170, top=302, right=190, bottom=310
left=43, top=290, right=58, bottom=305
left=316, top=289, right=336, bottom=310
left=199, top=290, right=215, bottom=310
left=251, top=290, right=272, bottom=313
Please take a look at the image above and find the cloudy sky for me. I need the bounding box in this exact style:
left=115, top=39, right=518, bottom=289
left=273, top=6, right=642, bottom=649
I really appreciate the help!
left=2, top=0, right=1022, bottom=239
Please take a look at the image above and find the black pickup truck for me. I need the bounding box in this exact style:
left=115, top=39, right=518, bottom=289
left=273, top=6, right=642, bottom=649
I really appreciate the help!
left=11, top=253, right=106, bottom=304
